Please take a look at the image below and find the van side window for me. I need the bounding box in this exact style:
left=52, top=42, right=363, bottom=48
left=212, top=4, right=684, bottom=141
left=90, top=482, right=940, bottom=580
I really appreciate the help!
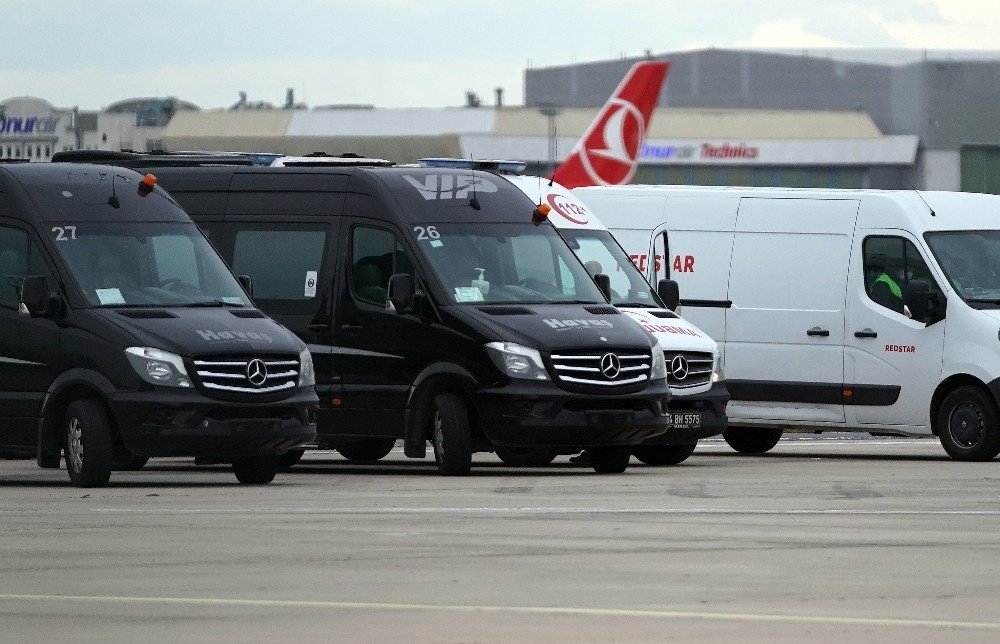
left=351, top=226, right=413, bottom=304
left=0, top=226, right=53, bottom=309
left=232, top=229, right=328, bottom=300
left=863, top=236, right=938, bottom=314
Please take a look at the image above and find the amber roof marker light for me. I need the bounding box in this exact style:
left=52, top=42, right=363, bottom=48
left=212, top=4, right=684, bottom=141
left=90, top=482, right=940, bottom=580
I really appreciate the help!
left=138, top=172, right=157, bottom=197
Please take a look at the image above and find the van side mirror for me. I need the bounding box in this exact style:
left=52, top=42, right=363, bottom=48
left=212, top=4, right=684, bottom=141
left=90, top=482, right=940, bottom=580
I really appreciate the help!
left=657, top=279, right=680, bottom=311
left=593, top=273, right=612, bottom=302
left=903, top=279, right=932, bottom=323
left=236, top=274, right=253, bottom=298
left=388, top=273, right=415, bottom=314
left=20, top=275, right=52, bottom=318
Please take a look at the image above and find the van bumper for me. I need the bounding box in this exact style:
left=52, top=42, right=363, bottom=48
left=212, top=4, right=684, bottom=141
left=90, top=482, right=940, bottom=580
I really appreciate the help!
left=476, top=379, right=671, bottom=448
left=641, top=381, right=729, bottom=445
left=105, top=388, right=318, bottom=459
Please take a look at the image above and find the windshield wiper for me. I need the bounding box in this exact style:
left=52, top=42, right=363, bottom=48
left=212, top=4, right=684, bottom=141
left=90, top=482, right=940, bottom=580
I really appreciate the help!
left=184, top=299, right=245, bottom=308
left=965, top=297, right=1000, bottom=305
left=615, top=301, right=657, bottom=308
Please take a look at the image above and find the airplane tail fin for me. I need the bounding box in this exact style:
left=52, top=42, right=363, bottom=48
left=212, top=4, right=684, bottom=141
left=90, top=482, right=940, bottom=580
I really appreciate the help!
left=550, top=60, right=669, bottom=190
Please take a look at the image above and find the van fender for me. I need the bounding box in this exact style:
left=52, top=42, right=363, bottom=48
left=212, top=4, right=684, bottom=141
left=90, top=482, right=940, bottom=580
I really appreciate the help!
left=37, top=369, right=117, bottom=467
left=929, top=367, right=995, bottom=435
left=403, top=363, right=479, bottom=458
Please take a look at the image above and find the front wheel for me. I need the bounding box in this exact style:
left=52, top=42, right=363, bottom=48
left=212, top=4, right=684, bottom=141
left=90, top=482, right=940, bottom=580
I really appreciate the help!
left=232, top=455, right=280, bottom=485
left=65, top=399, right=114, bottom=488
left=495, top=446, right=557, bottom=467
left=632, top=442, right=697, bottom=466
left=431, top=393, right=472, bottom=476
left=938, top=386, right=1000, bottom=461
left=337, top=438, right=396, bottom=463
left=591, top=446, right=631, bottom=474
left=723, top=427, right=782, bottom=454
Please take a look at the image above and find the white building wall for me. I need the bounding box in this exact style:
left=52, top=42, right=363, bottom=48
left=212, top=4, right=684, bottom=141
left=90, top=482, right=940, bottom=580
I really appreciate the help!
left=916, top=149, right=961, bottom=191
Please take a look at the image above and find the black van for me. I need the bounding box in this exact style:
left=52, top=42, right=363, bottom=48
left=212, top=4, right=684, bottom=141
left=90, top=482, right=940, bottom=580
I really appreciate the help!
left=0, top=162, right=317, bottom=487
left=52, top=152, right=673, bottom=474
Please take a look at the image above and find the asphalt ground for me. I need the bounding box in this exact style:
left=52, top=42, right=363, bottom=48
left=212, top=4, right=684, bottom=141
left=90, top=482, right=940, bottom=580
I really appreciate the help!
left=2, top=436, right=1000, bottom=642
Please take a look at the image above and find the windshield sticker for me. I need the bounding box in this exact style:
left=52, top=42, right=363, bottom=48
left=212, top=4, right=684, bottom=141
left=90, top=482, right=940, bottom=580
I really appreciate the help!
left=454, top=286, right=485, bottom=303
left=222, top=297, right=244, bottom=306
left=429, top=239, right=443, bottom=248
left=304, top=271, right=318, bottom=298
left=95, top=288, right=125, bottom=305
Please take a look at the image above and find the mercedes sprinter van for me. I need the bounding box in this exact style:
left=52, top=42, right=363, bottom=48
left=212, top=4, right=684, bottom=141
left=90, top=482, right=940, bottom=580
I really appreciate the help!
left=577, top=184, right=1000, bottom=461
left=492, top=170, right=728, bottom=466
left=0, top=161, right=317, bottom=486
left=53, top=152, right=673, bottom=474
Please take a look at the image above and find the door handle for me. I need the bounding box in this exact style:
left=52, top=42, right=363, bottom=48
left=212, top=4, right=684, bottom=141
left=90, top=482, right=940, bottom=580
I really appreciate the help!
left=307, top=323, right=331, bottom=331
left=340, top=323, right=363, bottom=333
left=854, top=328, right=878, bottom=339
left=807, top=327, right=830, bottom=337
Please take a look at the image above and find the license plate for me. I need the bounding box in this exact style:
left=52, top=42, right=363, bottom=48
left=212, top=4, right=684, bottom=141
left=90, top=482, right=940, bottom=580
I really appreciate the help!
left=667, top=412, right=701, bottom=429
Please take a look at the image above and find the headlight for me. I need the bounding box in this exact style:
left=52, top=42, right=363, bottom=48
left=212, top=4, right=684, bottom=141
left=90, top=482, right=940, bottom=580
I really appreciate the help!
left=125, top=347, right=191, bottom=388
left=298, top=347, right=315, bottom=387
left=712, top=354, right=723, bottom=383
left=485, top=342, right=549, bottom=381
left=650, top=348, right=667, bottom=380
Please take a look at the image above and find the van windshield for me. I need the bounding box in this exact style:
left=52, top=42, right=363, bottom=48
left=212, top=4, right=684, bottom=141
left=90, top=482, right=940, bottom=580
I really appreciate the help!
left=558, top=229, right=659, bottom=308
left=412, top=223, right=606, bottom=305
left=48, top=222, right=251, bottom=308
left=926, top=230, right=1000, bottom=307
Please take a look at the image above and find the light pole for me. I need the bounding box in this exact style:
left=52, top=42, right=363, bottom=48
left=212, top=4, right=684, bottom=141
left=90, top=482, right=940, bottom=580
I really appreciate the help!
left=538, top=103, right=562, bottom=176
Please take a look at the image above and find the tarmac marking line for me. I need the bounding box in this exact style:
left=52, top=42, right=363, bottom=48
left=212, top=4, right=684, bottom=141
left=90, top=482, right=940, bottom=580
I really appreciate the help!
left=75, top=507, right=1000, bottom=516
left=0, top=593, right=995, bottom=630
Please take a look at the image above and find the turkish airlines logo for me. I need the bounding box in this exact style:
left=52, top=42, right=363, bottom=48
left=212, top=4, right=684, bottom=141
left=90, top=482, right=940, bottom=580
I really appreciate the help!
left=546, top=193, right=589, bottom=225
left=578, top=98, right=645, bottom=186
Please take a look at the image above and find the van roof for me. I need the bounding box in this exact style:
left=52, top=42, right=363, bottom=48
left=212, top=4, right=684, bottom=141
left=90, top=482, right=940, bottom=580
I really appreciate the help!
left=0, top=163, right=191, bottom=223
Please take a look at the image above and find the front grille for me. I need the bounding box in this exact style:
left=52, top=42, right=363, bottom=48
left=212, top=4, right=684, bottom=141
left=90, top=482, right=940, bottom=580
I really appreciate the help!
left=192, top=356, right=299, bottom=395
left=664, top=351, right=713, bottom=389
left=550, top=350, right=651, bottom=387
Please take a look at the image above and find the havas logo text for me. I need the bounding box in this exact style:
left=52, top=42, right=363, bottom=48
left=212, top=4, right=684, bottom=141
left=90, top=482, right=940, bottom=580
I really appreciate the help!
left=404, top=174, right=499, bottom=200
left=544, top=318, right=614, bottom=330
left=197, top=329, right=274, bottom=343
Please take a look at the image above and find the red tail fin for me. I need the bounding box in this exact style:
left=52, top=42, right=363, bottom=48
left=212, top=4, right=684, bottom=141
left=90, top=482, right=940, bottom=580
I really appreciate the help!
left=550, top=60, right=669, bottom=190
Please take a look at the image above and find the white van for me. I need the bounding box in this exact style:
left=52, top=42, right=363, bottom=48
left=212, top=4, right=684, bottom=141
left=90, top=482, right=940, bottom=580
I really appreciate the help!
left=576, top=185, right=1000, bottom=461
left=503, top=175, right=728, bottom=465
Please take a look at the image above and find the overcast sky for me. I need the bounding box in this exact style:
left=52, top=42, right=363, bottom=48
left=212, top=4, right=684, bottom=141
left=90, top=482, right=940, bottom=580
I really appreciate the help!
left=1, top=0, right=998, bottom=110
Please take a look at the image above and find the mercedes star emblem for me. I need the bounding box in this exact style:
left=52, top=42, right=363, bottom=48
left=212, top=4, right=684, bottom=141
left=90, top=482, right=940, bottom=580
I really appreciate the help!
left=600, top=353, right=621, bottom=379
left=670, top=355, right=690, bottom=380
left=246, top=359, right=268, bottom=387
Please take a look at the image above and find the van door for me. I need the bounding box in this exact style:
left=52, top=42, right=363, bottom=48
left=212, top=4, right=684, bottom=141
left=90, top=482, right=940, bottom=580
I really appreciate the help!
left=725, top=198, right=859, bottom=424
left=846, top=233, right=945, bottom=428
left=647, top=196, right=740, bottom=342
left=0, top=222, right=61, bottom=449
left=334, top=198, right=428, bottom=436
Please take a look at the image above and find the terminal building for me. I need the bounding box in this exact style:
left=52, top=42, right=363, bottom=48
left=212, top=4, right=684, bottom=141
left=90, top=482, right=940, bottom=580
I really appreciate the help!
left=5, top=49, right=999, bottom=193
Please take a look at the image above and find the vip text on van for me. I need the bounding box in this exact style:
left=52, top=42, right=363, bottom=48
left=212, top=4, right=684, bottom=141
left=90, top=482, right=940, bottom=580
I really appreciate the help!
left=579, top=185, right=1000, bottom=461
left=55, top=151, right=674, bottom=474
left=0, top=162, right=318, bottom=486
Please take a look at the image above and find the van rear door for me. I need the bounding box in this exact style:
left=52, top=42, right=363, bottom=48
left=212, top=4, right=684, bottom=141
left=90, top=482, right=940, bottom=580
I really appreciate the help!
left=725, top=197, right=859, bottom=424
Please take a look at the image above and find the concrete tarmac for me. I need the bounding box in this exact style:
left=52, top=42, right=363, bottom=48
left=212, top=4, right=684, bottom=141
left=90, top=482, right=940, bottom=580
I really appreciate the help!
left=2, top=436, right=1000, bottom=642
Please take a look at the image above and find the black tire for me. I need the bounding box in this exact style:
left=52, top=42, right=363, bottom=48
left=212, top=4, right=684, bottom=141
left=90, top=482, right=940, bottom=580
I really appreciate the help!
left=495, top=445, right=558, bottom=467
left=431, top=393, right=472, bottom=476
left=632, top=442, right=697, bottom=466
left=278, top=448, right=306, bottom=471
left=232, top=455, right=280, bottom=485
left=337, top=438, right=396, bottom=463
left=64, top=399, right=114, bottom=488
left=723, top=427, right=783, bottom=454
left=590, top=446, right=631, bottom=473
left=937, top=386, right=1000, bottom=461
